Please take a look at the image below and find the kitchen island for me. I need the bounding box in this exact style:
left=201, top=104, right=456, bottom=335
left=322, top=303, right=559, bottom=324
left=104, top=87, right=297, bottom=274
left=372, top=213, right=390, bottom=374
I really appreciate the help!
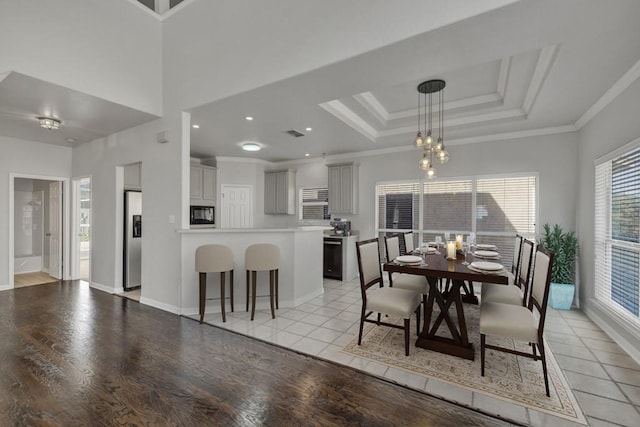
left=178, top=227, right=325, bottom=316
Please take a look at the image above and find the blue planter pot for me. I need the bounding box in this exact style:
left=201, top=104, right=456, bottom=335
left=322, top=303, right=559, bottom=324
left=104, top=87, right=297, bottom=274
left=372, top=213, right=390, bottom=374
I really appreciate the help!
left=549, top=282, right=575, bottom=310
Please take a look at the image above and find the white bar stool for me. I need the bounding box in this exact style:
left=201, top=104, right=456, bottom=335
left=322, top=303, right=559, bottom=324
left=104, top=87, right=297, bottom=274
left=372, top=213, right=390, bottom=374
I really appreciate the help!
left=195, top=244, right=234, bottom=323
left=245, top=243, right=280, bottom=320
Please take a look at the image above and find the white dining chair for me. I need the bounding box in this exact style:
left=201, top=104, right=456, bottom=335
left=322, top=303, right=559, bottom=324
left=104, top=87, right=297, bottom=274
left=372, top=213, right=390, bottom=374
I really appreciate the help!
left=481, top=237, right=533, bottom=306
left=356, top=238, right=422, bottom=356
left=403, top=231, right=415, bottom=254
left=480, top=246, right=554, bottom=397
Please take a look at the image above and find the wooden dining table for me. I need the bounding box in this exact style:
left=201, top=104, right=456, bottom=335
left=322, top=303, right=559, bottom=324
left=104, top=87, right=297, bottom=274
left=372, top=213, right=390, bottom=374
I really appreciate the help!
left=384, top=251, right=508, bottom=360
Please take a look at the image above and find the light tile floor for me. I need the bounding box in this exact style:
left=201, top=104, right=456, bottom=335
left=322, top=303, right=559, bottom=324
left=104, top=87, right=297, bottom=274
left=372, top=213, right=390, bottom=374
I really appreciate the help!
left=197, top=278, right=640, bottom=426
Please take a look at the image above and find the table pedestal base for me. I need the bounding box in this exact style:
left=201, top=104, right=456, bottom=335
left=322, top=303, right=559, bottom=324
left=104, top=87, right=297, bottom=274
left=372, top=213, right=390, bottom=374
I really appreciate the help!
left=416, top=336, right=475, bottom=360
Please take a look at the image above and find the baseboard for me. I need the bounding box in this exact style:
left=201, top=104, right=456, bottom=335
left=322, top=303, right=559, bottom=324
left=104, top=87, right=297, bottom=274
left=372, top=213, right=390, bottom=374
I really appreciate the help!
left=584, top=300, right=640, bottom=365
left=89, top=281, right=121, bottom=295
left=0, top=284, right=12, bottom=292
left=140, top=297, right=181, bottom=315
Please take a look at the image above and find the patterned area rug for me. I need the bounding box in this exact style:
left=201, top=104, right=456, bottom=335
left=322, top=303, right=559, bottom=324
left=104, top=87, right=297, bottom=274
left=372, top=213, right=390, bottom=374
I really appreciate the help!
left=342, top=304, right=586, bottom=424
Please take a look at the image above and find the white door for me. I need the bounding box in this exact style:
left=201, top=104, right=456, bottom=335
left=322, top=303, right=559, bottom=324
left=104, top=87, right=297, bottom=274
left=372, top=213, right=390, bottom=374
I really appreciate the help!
left=220, top=185, right=252, bottom=228
left=49, top=181, right=63, bottom=279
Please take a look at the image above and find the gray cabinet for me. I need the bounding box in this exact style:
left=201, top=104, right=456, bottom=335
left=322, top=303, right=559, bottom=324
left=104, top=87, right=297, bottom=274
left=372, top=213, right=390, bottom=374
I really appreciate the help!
left=190, top=164, right=216, bottom=206
left=328, top=163, right=358, bottom=214
left=264, top=169, right=295, bottom=214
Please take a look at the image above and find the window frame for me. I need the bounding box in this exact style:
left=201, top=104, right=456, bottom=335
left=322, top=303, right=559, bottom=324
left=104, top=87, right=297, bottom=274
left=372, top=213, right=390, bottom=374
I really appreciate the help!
left=298, top=186, right=330, bottom=223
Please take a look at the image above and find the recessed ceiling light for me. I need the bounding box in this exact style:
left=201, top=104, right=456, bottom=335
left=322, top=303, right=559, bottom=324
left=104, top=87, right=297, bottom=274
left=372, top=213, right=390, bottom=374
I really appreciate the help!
left=245, top=116, right=253, bottom=121
left=65, top=138, right=77, bottom=144
left=305, top=127, right=312, bottom=131
left=305, top=153, right=310, bottom=157
left=241, top=143, right=261, bottom=152
left=192, top=124, right=200, bottom=128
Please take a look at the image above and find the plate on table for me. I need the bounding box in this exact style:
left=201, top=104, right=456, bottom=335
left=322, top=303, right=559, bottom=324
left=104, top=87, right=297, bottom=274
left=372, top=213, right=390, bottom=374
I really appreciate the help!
left=395, top=255, right=423, bottom=265
left=470, top=261, right=503, bottom=271
left=476, top=244, right=498, bottom=250
left=416, top=247, right=437, bottom=254
left=474, top=250, right=500, bottom=258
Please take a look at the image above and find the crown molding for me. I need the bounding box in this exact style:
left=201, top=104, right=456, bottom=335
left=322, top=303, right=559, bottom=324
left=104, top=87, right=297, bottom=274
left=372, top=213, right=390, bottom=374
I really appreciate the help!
left=354, top=92, right=387, bottom=125
left=575, top=58, right=640, bottom=129
left=522, top=44, right=559, bottom=115
left=215, top=156, right=271, bottom=165
left=318, top=100, right=377, bottom=142
left=446, top=124, right=576, bottom=146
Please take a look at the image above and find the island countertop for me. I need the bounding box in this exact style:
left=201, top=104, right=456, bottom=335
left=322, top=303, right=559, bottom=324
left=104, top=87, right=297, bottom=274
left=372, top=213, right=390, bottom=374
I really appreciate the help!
left=178, top=226, right=330, bottom=234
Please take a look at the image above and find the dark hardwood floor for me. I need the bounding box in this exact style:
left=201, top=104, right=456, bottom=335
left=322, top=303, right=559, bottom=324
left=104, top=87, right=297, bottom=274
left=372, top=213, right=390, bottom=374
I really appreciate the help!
left=0, top=281, right=513, bottom=426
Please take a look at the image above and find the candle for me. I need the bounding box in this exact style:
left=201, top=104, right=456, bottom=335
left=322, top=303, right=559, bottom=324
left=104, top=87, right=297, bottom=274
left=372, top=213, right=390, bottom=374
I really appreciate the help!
left=456, top=234, right=463, bottom=250
left=446, top=241, right=456, bottom=259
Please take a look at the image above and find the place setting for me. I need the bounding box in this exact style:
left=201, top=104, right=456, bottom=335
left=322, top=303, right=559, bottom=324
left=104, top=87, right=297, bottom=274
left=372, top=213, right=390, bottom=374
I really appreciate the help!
left=466, top=260, right=506, bottom=274
left=394, top=255, right=424, bottom=266
left=473, top=249, right=501, bottom=260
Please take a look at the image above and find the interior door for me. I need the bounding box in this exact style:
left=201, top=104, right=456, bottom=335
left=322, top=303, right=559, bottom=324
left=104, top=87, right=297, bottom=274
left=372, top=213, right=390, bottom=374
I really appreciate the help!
left=220, top=185, right=252, bottom=228
left=49, top=181, right=63, bottom=279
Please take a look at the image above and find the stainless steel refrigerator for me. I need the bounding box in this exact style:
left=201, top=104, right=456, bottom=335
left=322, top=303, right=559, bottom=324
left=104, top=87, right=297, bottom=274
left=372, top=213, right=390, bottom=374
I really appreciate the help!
left=124, top=190, right=142, bottom=290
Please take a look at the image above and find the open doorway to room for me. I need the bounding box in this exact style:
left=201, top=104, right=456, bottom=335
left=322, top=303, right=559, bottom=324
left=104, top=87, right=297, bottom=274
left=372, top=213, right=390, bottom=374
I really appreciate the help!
left=12, top=177, right=64, bottom=288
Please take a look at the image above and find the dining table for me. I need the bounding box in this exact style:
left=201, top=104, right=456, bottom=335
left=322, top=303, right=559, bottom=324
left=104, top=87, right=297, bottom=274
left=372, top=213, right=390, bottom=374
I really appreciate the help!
left=384, top=250, right=508, bottom=360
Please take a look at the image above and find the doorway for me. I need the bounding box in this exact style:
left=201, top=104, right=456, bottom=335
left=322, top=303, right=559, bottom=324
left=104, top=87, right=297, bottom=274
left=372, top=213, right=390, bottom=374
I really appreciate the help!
left=220, top=185, right=253, bottom=228
left=12, top=177, right=65, bottom=288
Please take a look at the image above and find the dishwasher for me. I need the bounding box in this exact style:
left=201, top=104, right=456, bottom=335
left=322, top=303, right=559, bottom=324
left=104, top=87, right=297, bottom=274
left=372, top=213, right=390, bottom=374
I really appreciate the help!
left=323, top=237, right=343, bottom=280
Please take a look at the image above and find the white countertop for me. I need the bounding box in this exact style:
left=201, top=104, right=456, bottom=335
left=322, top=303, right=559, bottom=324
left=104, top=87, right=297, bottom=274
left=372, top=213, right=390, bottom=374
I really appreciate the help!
left=178, top=226, right=328, bottom=234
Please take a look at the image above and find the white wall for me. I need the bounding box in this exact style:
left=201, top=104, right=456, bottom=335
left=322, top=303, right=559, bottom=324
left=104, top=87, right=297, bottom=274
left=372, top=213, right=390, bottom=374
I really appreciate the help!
left=576, top=78, right=640, bottom=359
left=72, top=115, right=186, bottom=312
left=0, top=0, right=162, bottom=115
left=0, top=137, right=72, bottom=287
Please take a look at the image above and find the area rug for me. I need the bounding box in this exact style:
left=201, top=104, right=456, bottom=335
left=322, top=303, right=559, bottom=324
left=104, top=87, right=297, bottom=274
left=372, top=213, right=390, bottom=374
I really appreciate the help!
left=342, top=304, right=586, bottom=424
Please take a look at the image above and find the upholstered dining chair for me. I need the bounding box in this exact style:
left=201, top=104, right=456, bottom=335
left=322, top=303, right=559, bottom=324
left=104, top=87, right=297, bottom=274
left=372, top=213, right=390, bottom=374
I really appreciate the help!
left=403, top=231, right=415, bottom=254
left=195, top=244, right=235, bottom=323
left=384, top=235, right=428, bottom=326
left=480, top=246, right=554, bottom=396
left=481, top=237, right=533, bottom=307
left=356, top=238, right=422, bottom=356
left=245, top=243, right=280, bottom=321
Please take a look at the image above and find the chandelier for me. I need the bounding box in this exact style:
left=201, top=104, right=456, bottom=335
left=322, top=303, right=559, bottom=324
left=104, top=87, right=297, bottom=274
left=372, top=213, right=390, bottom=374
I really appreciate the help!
left=413, top=79, right=448, bottom=178
left=38, top=117, right=61, bottom=130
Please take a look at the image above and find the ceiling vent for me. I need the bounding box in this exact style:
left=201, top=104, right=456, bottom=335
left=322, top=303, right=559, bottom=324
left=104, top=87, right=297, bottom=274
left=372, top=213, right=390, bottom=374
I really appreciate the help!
left=284, top=129, right=305, bottom=138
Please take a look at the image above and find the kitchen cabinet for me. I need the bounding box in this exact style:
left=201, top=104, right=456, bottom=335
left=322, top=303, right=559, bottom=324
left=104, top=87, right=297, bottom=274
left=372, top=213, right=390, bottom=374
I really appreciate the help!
left=190, top=164, right=216, bottom=206
left=264, top=169, right=295, bottom=214
left=327, top=163, right=358, bottom=214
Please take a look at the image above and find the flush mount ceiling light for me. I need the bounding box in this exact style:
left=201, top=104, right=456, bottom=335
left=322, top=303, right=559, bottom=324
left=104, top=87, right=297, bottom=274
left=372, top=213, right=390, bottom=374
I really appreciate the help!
left=192, top=124, right=200, bottom=128
left=38, top=117, right=60, bottom=130
left=241, top=142, right=261, bottom=152
left=413, top=79, right=448, bottom=179
left=245, top=116, right=253, bottom=121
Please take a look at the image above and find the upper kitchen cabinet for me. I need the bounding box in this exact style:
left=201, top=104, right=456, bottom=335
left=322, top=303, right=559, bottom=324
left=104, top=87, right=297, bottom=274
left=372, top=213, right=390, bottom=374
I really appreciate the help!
left=264, top=169, right=296, bottom=214
left=190, top=164, right=216, bottom=206
left=124, top=162, right=142, bottom=190
left=328, top=163, right=358, bottom=214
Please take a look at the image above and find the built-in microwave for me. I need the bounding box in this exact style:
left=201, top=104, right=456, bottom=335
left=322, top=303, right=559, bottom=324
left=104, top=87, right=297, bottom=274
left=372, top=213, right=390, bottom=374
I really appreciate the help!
left=190, top=205, right=215, bottom=227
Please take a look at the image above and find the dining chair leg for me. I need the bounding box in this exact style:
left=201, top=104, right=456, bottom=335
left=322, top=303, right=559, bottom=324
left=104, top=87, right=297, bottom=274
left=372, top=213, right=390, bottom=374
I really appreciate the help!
left=230, top=270, right=234, bottom=312
left=220, top=271, right=226, bottom=323
left=415, top=306, right=421, bottom=336
left=275, top=269, right=279, bottom=309
left=377, top=313, right=381, bottom=325
left=539, top=339, right=550, bottom=397
left=251, top=271, right=257, bottom=321
left=480, top=334, right=486, bottom=376
left=199, top=272, right=206, bottom=324
left=269, top=270, right=275, bottom=319
left=245, top=270, right=250, bottom=312
left=358, top=307, right=366, bottom=345
left=404, top=318, right=410, bottom=356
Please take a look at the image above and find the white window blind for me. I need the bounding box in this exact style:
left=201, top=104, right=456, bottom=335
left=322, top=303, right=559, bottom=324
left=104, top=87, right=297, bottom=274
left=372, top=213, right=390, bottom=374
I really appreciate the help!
left=476, top=176, right=536, bottom=236
left=423, top=180, right=472, bottom=233
left=299, top=187, right=329, bottom=221
left=377, top=182, right=421, bottom=256
left=595, top=146, right=640, bottom=323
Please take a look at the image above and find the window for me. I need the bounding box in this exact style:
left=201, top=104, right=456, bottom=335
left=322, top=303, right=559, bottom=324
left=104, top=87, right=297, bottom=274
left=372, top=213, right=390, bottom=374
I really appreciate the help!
left=376, top=174, right=537, bottom=268
left=299, top=187, right=330, bottom=221
left=595, top=144, right=640, bottom=325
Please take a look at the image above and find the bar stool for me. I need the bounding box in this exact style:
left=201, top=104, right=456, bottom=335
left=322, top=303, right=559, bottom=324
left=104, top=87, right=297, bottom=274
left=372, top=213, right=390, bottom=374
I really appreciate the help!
left=245, top=243, right=280, bottom=320
left=195, top=244, right=234, bottom=323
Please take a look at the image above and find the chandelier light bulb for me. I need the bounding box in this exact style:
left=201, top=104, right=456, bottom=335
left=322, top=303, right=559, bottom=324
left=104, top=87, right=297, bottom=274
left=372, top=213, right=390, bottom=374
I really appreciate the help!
left=419, top=155, right=431, bottom=171
left=426, top=166, right=436, bottom=178
left=426, top=131, right=433, bottom=145
left=414, top=132, right=424, bottom=147
left=437, top=150, right=449, bottom=164
left=435, top=138, right=444, bottom=152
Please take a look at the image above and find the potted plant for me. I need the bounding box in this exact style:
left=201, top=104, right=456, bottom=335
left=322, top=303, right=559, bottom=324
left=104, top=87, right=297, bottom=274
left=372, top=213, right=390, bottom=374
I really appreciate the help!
left=538, top=223, right=578, bottom=309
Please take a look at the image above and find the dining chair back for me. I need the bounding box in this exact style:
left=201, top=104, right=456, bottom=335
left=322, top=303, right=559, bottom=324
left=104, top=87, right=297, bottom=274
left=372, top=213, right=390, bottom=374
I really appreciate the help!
left=516, top=239, right=535, bottom=304
left=356, top=238, right=421, bottom=356
left=403, top=232, right=415, bottom=254
left=511, top=234, right=523, bottom=277
left=480, top=246, right=554, bottom=396
left=384, top=235, right=401, bottom=263
left=384, top=235, right=428, bottom=314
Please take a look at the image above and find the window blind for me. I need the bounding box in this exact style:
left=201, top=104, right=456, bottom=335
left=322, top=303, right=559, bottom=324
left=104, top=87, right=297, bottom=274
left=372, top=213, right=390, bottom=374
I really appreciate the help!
left=377, top=182, right=421, bottom=256
left=423, top=180, right=472, bottom=233
left=595, top=146, right=640, bottom=324
left=299, top=187, right=329, bottom=220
